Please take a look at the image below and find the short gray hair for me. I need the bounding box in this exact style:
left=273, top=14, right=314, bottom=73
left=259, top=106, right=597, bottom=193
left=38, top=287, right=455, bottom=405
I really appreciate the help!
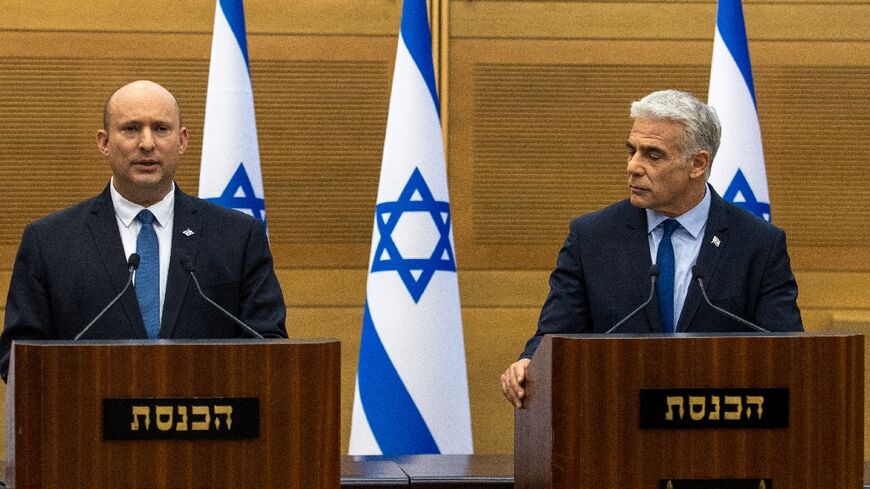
left=630, top=90, right=721, bottom=176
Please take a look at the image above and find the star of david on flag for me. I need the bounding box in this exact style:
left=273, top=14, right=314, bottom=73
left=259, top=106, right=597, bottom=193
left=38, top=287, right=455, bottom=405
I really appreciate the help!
left=350, top=0, right=473, bottom=456
left=707, top=0, right=773, bottom=222
left=198, top=0, right=269, bottom=230
left=371, top=168, right=456, bottom=303
left=722, top=168, right=771, bottom=221
left=205, top=162, right=267, bottom=226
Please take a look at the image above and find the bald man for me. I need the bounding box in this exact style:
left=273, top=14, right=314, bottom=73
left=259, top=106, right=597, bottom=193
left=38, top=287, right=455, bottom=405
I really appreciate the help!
left=0, top=81, right=287, bottom=380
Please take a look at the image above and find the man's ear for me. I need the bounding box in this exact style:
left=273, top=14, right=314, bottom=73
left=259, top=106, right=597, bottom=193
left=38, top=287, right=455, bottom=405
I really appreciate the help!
left=96, top=130, right=110, bottom=156
left=690, top=151, right=710, bottom=179
left=178, top=126, right=189, bottom=155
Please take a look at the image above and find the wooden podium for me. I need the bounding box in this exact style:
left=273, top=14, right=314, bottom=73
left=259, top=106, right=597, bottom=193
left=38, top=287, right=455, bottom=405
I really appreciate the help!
left=515, top=333, right=864, bottom=488
left=5, top=339, right=340, bottom=489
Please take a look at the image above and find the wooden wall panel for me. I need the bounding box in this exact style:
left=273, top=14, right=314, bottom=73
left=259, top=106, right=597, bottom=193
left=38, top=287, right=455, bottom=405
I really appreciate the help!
left=0, top=0, right=403, bottom=36
left=248, top=59, right=389, bottom=245
left=761, top=66, right=870, bottom=248
left=451, top=1, right=870, bottom=40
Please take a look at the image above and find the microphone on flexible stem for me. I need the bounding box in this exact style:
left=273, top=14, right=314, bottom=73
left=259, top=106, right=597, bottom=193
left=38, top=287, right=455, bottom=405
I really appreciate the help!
left=691, top=265, right=770, bottom=333
left=604, top=264, right=660, bottom=334
left=75, top=253, right=140, bottom=340
left=179, top=255, right=265, bottom=339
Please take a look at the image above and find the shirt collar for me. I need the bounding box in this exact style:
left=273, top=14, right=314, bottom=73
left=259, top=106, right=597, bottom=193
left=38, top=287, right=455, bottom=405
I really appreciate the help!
left=110, top=178, right=175, bottom=228
left=646, top=184, right=711, bottom=238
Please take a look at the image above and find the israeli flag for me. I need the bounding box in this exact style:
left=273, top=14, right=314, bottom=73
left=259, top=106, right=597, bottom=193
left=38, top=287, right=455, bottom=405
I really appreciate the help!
left=199, top=0, right=267, bottom=229
left=707, top=0, right=772, bottom=221
left=349, top=0, right=473, bottom=455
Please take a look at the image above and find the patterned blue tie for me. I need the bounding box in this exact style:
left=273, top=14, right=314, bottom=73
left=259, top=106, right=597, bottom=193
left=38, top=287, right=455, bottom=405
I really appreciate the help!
left=135, top=210, right=160, bottom=339
left=656, top=219, right=680, bottom=333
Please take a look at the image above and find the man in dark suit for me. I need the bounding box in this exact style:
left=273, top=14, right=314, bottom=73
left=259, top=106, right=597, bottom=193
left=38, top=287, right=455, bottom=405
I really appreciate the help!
left=500, top=89, right=802, bottom=407
left=1, top=80, right=287, bottom=380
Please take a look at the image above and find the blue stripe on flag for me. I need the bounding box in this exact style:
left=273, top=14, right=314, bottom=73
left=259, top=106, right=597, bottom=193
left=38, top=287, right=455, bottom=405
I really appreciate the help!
left=219, top=0, right=251, bottom=69
left=717, top=0, right=756, bottom=106
left=358, top=302, right=440, bottom=455
left=400, top=0, right=440, bottom=114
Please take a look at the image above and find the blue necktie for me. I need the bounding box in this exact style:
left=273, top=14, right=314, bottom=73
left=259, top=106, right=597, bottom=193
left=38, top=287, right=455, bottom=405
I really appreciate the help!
left=135, top=210, right=160, bottom=339
left=656, top=219, right=680, bottom=333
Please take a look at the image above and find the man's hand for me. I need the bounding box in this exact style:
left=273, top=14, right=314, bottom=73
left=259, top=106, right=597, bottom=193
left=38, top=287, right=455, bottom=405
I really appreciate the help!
left=500, top=358, right=531, bottom=409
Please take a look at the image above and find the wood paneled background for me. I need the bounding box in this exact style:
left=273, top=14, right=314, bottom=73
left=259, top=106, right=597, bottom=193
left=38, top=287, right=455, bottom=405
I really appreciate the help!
left=0, top=0, right=869, bottom=457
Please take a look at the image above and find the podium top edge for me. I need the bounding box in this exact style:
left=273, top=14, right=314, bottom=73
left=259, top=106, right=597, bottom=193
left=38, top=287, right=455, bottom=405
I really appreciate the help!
left=548, top=332, right=863, bottom=339
left=12, top=338, right=340, bottom=347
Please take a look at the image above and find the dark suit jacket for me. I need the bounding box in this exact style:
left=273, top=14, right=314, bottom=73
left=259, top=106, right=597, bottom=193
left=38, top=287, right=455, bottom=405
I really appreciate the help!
left=1, top=185, right=287, bottom=379
left=520, top=189, right=803, bottom=359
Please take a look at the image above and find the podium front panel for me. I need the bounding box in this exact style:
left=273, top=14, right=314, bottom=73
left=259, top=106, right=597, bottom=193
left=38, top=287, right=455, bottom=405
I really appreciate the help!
left=515, top=333, right=863, bottom=488
left=5, top=339, right=340, bottom=489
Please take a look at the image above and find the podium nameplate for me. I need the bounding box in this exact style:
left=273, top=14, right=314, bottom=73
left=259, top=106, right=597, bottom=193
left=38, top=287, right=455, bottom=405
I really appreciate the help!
left=639, top=388, right=788, bottom=429
left=103, top=397, right=260, bottom=440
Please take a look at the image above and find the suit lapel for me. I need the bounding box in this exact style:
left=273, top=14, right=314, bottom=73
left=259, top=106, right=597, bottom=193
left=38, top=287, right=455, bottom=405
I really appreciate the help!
left=676, top=188, right=728, bottom=332
left=86, top=186, right=147, bottom=338
left=623, top=204, right=662, bottom=333
left=160, top=187, right=201, bottom=337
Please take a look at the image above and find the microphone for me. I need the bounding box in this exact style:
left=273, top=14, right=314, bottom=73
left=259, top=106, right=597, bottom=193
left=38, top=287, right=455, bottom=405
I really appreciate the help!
left=179, top=255, right=265, bottom=339
left=691, top=266, right=770, bottom=333
left=604, top=265, right=659, bottom=334
left=75, top=253, right=140, bottom=340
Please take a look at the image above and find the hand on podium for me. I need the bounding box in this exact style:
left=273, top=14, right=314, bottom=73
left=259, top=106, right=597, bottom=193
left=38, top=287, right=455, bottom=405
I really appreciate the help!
left=500, top=358, right=531, bottom=409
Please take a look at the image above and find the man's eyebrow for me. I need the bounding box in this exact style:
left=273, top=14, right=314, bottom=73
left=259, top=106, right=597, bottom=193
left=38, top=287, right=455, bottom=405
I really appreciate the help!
left=627, top=142, right=665, bottom=153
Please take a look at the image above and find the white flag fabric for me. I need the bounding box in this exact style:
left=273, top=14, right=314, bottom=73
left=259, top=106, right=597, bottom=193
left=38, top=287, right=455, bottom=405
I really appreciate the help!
left=349, top=0, right=473, bottom=455
left=707, top=0, right=772, bottom=221
left=199, top=0, right=267, bottom=228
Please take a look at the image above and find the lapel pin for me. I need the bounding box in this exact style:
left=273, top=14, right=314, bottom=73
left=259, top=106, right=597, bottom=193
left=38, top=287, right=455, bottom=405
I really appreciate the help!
left=183, top=228, right=195, bottom=237
left=711, top=236, right=721, bottom=247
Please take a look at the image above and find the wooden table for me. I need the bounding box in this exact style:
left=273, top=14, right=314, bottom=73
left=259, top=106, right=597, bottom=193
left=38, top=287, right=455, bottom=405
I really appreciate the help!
left=344, top=455, right=513, bottom=488
left=341, top=458, right=409, bottom=487
left=0, top=456, right=865, bottom=487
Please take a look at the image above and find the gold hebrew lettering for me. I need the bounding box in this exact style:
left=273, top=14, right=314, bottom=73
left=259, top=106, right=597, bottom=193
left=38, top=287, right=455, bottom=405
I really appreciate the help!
left=746, top=396, right=764, bottom=419
left=665, top=396, right=685, bottom=421
left=689, top=396, right=706, bottom=421
left=724, top=395, right=743, bottom=420
left=213, top=405, right=233, bottom=430
left=175, top=405, right=188, bottom=431
left=155, top=406, right=174, bottom=431
left=192, top=405, right=211, bottom=431
left=131, top=406, right=151, bottom=431
left=708, top=396, right=721, bottom=420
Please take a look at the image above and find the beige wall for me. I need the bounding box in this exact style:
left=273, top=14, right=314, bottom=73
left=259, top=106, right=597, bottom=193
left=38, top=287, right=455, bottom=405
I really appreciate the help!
left=1, top=0, right=869, bottom=458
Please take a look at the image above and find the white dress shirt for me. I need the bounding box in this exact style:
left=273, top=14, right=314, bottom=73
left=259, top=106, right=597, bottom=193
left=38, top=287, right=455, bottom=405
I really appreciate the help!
left=110, top=179, right=175, bottom=323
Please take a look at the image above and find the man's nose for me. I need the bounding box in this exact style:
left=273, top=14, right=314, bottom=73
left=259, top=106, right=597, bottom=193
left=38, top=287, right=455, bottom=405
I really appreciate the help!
left=139, top=128, right=155, bottom=151
left=627, top=153, right=644, bottom=175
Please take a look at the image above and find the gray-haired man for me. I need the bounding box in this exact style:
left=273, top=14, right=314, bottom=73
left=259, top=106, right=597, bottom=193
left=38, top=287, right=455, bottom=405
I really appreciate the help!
left=501, top=90, right=802, bottom=408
